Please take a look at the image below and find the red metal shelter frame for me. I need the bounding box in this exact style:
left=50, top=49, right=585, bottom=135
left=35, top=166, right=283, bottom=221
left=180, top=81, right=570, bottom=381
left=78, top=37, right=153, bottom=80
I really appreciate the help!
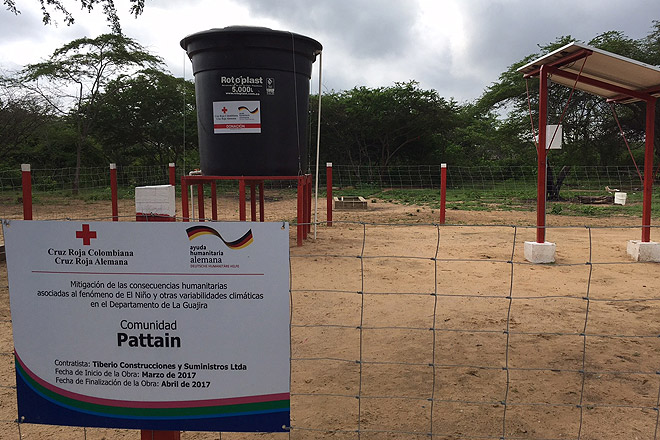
left=519, top=42, right=660, bottom=243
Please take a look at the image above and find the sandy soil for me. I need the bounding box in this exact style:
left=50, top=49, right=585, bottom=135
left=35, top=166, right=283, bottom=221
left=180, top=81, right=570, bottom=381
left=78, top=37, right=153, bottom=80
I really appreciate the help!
left=1, top=193, right=659, bottom=440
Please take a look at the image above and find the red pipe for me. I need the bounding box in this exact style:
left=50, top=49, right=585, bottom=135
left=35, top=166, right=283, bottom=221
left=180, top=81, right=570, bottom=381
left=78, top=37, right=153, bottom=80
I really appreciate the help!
left=326, top=163, right=333, bottom=227
left=439, top=164, right=447, bottom=224
left=537, top=66, right=549, bottom=243
left=21, top=164, right=32, bottom=220
left=642, top=98, right=656, bottom=242
left=110, top=164, right=118, bottom=221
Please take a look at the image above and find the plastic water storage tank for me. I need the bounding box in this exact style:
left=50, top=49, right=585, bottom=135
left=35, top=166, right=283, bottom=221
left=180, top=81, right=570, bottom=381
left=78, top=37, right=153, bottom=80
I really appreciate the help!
left=181, top=26, right=322, bottom=176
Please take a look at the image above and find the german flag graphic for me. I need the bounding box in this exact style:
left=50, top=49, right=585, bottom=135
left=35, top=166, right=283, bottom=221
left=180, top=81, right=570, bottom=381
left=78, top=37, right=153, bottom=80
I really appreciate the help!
left=237, top=106, right=259, bottom=114
left=186, top=226, right=254, bottom=249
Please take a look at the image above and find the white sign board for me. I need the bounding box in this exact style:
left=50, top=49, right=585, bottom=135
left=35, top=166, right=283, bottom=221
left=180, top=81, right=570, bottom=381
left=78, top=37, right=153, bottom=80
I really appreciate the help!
left=213, top=101, right=261, bottom=134
left=535, top=124, right=563, bottom=150
left=3, top=220, right=290, bottom=431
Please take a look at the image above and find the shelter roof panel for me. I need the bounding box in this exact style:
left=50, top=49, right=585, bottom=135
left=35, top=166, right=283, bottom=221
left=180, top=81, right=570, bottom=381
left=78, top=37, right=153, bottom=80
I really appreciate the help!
left=518, top=42, right=660, bottom=103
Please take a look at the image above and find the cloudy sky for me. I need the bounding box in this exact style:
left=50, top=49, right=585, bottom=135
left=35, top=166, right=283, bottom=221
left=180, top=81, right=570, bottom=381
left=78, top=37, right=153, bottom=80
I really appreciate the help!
left=0, top=0, right=657, bottom=102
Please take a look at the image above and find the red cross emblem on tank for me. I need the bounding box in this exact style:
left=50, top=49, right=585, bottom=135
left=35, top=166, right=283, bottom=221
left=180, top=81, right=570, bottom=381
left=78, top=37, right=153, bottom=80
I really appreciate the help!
left=76, top=224, right=97, bottom=245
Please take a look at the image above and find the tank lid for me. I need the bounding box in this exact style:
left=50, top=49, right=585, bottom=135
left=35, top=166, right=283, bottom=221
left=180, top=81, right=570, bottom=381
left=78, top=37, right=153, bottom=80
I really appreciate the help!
left=180, top=25, right=322, bottom=54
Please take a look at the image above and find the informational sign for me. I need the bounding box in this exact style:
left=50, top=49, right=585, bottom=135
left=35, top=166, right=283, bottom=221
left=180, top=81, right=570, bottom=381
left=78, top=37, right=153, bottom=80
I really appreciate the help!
left=3, top=220, right=290, bottom=432
left=213, top=101, right=261, bottom=134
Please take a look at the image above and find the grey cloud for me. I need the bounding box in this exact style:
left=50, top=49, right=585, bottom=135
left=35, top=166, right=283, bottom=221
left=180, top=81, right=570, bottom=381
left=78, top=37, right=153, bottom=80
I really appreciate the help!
left=239, top=0, right=419, bottom=59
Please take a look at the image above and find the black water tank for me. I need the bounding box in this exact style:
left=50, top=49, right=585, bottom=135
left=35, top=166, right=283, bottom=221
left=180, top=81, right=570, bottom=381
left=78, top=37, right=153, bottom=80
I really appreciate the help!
left=181, top=26, right=322, bottom=176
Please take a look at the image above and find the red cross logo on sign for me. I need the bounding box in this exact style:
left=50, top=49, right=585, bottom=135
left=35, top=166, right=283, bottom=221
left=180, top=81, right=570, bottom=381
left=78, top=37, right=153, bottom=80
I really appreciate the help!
left=222, top=107, right=228, bottom=113
left=76, top=224, right=97, bottom=245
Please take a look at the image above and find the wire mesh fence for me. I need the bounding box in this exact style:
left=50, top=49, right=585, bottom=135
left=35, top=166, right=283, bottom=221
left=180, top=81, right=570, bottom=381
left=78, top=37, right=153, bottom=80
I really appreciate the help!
left=1, top=213, right=659, bottom=439
left=326, top=164, right=649, bottom=192
left=0, top=164, right=652, bottom=195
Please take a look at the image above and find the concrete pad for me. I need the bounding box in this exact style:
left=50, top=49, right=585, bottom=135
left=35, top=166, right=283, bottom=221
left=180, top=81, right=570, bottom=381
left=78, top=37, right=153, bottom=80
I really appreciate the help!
left=627, top=240, right=660, bottom=262
left=524, top=241, right=556, bottom=264
left=334, top=196, right=368, bottom=210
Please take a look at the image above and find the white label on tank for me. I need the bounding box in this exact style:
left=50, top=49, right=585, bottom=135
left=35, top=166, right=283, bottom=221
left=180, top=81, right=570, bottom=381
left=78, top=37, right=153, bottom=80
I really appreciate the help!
left=213, top=101, right=261, bottom=134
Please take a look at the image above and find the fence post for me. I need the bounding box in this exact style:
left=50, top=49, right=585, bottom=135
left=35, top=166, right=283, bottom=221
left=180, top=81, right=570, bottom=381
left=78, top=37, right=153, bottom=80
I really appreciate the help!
left=21, top=164, right=32, bottom=221
left=110, top=163, right=118, bottom=221
left=326, top=163, right=333, bottom=227
left=169, top=163, right=176, bottom=186
left=439, top=163, right=447, bottom=225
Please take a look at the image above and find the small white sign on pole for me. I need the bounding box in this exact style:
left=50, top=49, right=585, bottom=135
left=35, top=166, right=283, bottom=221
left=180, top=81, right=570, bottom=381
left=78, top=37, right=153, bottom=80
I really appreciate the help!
left=3, top=220, right=290, bottom=432
left=535, top=124, right=563, bottom=150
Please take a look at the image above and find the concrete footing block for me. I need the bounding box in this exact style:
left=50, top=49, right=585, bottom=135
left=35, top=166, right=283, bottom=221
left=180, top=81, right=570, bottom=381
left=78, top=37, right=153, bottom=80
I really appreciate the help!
left=135, top=184, right=175, bottom=217
left=627, top=240, right=660, bottom=262
left=524, top=241, right=556, bottom=264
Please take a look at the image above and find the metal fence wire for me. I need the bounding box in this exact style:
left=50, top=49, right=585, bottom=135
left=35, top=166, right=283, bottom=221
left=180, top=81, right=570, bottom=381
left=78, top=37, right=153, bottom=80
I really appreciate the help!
left=0, top=165, right=653, bottom=194
left=1, top=217, right=659, bottom=439
left=326, top=165, right=649, bottom=191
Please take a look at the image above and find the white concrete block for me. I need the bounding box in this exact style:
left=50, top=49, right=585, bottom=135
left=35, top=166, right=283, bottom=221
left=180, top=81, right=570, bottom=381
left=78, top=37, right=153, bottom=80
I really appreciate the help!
left=135, top=184, right=175, bottom=216
left=627, top=240, right=660, bottom=262
left=524, top=241, right=556, bottom=264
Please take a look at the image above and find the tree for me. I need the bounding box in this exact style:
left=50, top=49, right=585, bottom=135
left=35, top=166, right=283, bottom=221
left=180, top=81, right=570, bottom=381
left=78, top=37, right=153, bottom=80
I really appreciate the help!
left=311, top=81, right=459, bottom=172
left=3, top=0, right=145, bottom=33
left=90, top=69, right=197, bottom=167
left=475, top=23, right=660, bottom=197
left=0, top=73, right=54, bottom=166
left=19, top=33, right=162, bottom=192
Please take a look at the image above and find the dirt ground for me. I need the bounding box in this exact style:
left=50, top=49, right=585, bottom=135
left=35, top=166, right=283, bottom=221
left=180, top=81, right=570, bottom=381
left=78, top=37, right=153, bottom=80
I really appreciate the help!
left=1, top=193, right=659, bottom=440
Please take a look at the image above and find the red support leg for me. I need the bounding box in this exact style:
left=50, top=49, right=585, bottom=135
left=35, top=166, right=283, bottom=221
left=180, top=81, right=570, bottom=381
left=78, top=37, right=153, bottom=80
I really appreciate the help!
left=141, top=430, right=181, bottom=440
left=440, top=163, right=447, bottom=225
left=110, top=163, right=118, bottom=221
left=326, top=163, right=333, bottom=227
left=21, top=164, right=32, bottom=221
left=259, top=181, right=265, bottom=222
left=250, top=181, right=257, bottom=221
left=197, top=183, right=205, bottom=221
left=642, top=98, right=656, bottom=242
left=536, top=66, right=549, bottom=243
left=297, top=176, right=304, bottom=246
left=211, top=181, right=218, bottom=221
left=181, top=177, right=189, bottom=222
left=239, top=179, right=246, bottom=221
left=306, top=175, right=312, bottom=237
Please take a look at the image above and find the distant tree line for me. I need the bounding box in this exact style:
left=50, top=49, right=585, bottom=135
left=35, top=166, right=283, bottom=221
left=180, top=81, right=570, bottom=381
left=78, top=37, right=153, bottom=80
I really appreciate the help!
left=1, top=22, right=659, bottom=193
